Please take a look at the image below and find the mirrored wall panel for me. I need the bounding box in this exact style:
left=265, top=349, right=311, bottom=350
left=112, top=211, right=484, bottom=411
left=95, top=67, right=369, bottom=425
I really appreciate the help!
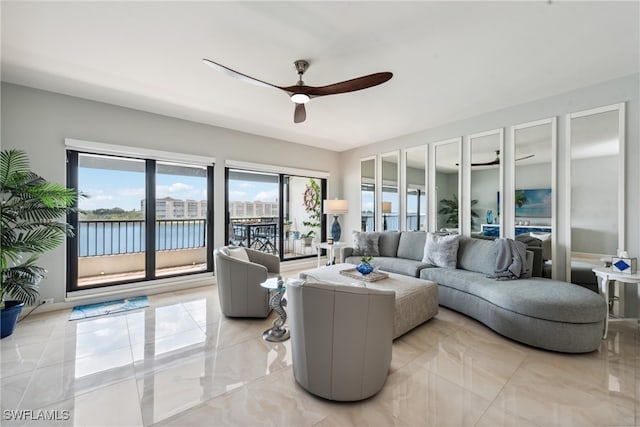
left=514, top=120, right=554, bottom=278
left=570, top=105, right=623, bottom=288
left=435, top=140, right=460, bottom=232
left=469, top=130, right=502, bottom=236
left=405, top=146, right=427, bottom=231
left=381, top=151, right=399, bottom=231
left=360, top=157, right=376, bottom=231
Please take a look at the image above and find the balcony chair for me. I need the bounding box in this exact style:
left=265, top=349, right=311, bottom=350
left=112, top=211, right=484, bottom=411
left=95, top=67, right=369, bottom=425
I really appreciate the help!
left=287, top=279, right=394, bottom=401
left=213, top=246, right=280, bottom=318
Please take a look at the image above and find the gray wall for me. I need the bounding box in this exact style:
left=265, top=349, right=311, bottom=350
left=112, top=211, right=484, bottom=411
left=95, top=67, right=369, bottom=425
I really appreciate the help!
left=341, top=73, right=640, bottom=284
left=1, top=83, right=340, bottom=303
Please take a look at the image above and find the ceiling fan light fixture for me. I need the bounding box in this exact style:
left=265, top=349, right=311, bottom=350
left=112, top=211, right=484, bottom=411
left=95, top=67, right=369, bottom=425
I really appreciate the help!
left=291, top=93, right=310, bottom=104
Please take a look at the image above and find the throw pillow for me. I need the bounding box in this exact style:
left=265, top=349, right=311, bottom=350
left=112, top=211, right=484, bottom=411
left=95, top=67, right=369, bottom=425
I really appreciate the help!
left=351, top=231, right=380, bottom=257
left=228, top=247, right=250, bottom=262
left=422, top=232, right=460, bottom=269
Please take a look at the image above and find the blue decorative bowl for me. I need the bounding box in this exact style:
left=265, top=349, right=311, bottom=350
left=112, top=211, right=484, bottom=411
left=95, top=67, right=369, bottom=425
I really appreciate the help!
left=356, top=262, right=374, bottom=275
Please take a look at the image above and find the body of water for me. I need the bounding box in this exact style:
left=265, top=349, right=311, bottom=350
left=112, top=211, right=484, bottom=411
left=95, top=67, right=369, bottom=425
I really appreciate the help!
left=79, top=220, right=206, bottom=256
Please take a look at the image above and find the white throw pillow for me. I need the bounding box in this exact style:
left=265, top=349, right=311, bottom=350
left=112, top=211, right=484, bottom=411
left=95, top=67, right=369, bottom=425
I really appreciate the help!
left=228, top=247, right=250, bottom=262
left=422, top=232, right=460, bottom=269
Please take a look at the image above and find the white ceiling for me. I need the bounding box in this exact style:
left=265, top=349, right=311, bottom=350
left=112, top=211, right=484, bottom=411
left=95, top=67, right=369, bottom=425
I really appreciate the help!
left=2, top=1, right=638, bottom=152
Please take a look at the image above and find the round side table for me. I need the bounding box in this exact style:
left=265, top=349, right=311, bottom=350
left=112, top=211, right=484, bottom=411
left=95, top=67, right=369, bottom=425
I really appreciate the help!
left=260, top=276, right=290, bottom=342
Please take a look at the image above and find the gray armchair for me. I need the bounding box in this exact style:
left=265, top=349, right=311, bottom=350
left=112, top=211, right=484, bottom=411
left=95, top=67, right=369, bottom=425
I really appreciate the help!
left=287, top=279, right=395, bottom=401
left=214, top=246, right=280, bottom=318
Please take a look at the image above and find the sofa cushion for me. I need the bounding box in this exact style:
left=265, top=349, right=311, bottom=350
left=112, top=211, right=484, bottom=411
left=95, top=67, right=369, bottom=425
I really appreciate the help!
left=378, top=232, right=401, bottom=257
left=420, top=268, right=605, bottom=324
left=396, top=231, right=427, bottom=261
left=457, top=237, right=496, bottom=275
left=228, top=246, right=249, bottom=262
left=351, top=231, right=380, bottom=257
left=422, top=233, right=460, bottom=269
left=345, top=256, right=432, bottom=278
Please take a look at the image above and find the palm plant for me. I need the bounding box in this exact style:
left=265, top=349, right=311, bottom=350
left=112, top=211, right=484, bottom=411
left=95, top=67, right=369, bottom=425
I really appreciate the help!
left=1, top=149, right=77, bottom=310
left=438, top=194, right=480, bottom=228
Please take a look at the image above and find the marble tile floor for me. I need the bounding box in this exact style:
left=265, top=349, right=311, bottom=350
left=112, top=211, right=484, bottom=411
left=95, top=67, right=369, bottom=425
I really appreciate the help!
left=1, top=276, right=638, bottom=427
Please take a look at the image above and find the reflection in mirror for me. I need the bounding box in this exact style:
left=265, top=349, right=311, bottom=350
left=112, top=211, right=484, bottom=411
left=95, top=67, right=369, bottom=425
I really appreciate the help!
left=360, top=157, right=376, bottom=231
left=381, top=151, right=399, bottom=231
left=469, top=131, right=502, bottom=236
left=435, top=141, right=460, bottom=232
left=570, top=106, right=622, bottom=291
left=405, top=146, right=427, bottom=231
left=514, top=120, right=554, bottom=278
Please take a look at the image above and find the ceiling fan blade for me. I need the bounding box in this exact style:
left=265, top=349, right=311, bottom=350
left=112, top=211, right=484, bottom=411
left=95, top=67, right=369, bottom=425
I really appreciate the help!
left=470, top=159, right=500, bottom=167
left=202, top=58, right=279, bottom=91
left=280, top=72, right=393, bottom=97
left=294, top=103, right=306, bottom=123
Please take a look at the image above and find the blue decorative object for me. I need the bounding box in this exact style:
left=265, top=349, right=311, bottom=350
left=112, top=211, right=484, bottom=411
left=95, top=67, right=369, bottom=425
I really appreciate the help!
left=356, top=262, right=374, bottom=275
left=486, top=210, right=494, bottom=224
left=614, top=259, right=630, bottom=271
left=330, top=215, right=342, bottom=242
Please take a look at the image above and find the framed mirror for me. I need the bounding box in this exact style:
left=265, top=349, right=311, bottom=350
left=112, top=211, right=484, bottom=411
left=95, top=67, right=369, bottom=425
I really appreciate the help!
left=360, top=156, right=376, bottom=231
left=380, top=151, right=399, bottom=231
left=404, top=145, right=427, bottom=231
left=512, top=118, right=556, bottom=278
left=568, top=103, right=625, bottom=290
left=431, top=138, right=461, bottom=232
left=468, top=129, right=503, bottom=237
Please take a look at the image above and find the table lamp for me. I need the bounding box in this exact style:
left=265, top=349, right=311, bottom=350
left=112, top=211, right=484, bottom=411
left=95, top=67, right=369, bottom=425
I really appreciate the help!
left=382, top=201, right=392, bottom=230
left=323, top=199, right=349, bottom=242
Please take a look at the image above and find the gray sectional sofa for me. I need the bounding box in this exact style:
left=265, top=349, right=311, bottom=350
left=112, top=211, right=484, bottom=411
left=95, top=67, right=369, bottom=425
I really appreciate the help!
left=343, top=231, right=607, bottom=353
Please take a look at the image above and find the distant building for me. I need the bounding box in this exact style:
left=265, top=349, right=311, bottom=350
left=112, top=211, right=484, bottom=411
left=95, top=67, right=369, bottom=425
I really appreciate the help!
left=141, top=197, right=208, bottom=219
left=229, top=200, right=279, bottom=218
left=141, top=198, right=277, bottom=219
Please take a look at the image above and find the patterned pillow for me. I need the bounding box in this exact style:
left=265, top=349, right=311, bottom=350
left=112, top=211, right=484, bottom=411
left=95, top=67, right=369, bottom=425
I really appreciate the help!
left=422, top=232, right=460, bottom=268
left=351, top=231, right=380, bottom=257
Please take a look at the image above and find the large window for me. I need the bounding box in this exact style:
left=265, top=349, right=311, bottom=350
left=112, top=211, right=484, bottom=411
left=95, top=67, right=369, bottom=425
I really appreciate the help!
left=67, top=151, right=213, bottom=291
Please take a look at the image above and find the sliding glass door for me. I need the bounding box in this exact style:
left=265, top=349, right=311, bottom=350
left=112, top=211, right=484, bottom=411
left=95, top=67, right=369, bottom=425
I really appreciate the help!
left=67, top=151, right=213, bottom=291
left=225, top=168, right=325, bottom=260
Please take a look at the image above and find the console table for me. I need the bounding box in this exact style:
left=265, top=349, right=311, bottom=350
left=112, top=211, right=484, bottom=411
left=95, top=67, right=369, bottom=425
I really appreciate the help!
left=480, top=224, right=552, bottom=237
left=592, top=266, right=640, bottom=339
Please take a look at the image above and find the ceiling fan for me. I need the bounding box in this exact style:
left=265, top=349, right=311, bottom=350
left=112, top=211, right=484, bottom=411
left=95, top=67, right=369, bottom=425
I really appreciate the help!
left=202, top=58, right=393, bottom=123
left=470, top=150, right=534, bottom=166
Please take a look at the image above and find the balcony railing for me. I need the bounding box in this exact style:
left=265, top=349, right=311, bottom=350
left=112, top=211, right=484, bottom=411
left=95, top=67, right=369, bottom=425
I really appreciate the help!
left=79, top=219, right=206, bottom=257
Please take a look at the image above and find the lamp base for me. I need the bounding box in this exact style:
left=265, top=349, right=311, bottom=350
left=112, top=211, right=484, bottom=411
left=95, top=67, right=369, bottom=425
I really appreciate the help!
left=330, top=215, right=341, bottom=242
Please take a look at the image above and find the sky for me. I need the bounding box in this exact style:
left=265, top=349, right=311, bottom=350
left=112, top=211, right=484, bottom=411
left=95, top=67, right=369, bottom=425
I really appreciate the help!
left=78, top=168, right=278, bottom=211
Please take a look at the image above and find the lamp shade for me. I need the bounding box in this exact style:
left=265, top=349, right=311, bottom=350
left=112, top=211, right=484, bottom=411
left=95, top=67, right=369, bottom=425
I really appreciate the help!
left=323, top=199, right=349, bottom=215
left=382, top=201, right=392, bottom=214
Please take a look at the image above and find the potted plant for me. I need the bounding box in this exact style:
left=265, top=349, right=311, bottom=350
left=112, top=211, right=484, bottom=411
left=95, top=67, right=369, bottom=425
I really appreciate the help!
left=1, top=149, right=77, bottom=338
left=301, top=230, right=314, bottom=247
left=438, top=194, right=480, bottom=228
left=302, top=178, right=321, bottom=243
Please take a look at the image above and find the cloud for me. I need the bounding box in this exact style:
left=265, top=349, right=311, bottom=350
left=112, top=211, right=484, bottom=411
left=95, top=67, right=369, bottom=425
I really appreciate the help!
left=157, top=182, right=198, bottom=199
left=254, top=190, right=278, bottom=202
left=118, top=187, right=145, bottom=197
left=229, top=191, right=248, bottom=199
